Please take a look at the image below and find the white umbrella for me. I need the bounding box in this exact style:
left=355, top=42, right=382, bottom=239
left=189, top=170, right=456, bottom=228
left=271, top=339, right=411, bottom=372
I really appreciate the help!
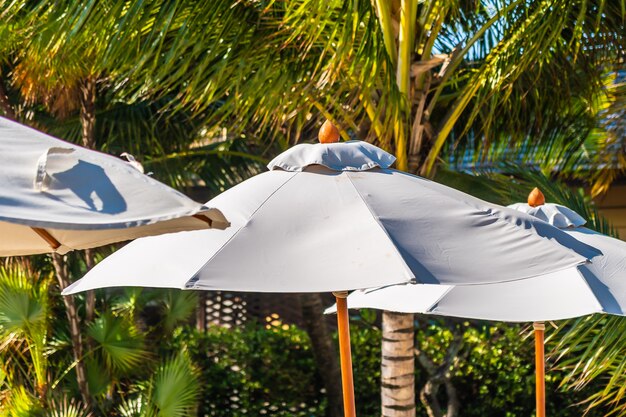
left=328, top=190, right=625, bottom=417
left=64, top=133, right=597, bottom=417
left=0, top=117, right=228, bottom=255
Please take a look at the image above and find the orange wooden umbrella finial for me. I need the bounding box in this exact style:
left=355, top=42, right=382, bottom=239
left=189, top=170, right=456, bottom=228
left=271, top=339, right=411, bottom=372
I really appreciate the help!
left=528, top=187, right=545, bottom=207
left=319, top=119, right=340, bottom=144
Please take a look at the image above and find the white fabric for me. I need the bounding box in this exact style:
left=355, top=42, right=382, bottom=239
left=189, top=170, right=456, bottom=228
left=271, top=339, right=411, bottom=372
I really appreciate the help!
left=329, top=284, right=453, bottom=314
left=65, top=141, right=593, bottom=295
left=267, top=141, right=396, bottom=171
left=566, top=228, right=626, bottom=315
left=328, top=267, right=602, bottom=322
left=327, top=220, right=626, bottom=321
left=0, top=117, right=228, bottom=255
left=508, top=203, right=586, bottom=228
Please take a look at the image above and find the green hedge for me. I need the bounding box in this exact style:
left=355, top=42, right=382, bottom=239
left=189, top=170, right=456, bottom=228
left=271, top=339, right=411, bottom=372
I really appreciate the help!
left=171, top=324, right=325, bottom=417
left=166, top=317, right=604, bottom=417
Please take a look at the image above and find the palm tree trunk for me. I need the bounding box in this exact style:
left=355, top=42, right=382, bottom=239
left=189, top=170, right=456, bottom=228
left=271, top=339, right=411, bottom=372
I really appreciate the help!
left=79, top=77, right=96, bottom=149
left=52, top=254, right=91, bottom=408
left=83, top=249, right=96, bottom=323
left=381, top=311, right=415, bottom=417
left=300, top=293, right=343, bottom=417
left=379, top=6, right=421, bottom=410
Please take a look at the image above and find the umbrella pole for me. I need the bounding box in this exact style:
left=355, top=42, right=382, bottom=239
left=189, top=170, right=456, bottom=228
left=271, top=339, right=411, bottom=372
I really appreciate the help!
left=534, top=322, right=546, bottom=417
left=333, top=291, right=357, bottom=417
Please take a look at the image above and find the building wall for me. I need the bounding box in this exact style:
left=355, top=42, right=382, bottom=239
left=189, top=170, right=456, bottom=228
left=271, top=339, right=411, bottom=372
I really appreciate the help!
left=595, top=184, right=626, bottom=238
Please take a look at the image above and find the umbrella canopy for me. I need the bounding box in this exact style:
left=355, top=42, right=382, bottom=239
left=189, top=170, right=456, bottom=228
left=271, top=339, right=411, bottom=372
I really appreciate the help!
left=329, top=202, right=624, bottom=320
left=63, top=141, right=596, bottom=295
left=326, top=192, right=625, bottom=417
left=63, top=138, right=600, bottom=417
left=0, top=117, right=228, bottom=255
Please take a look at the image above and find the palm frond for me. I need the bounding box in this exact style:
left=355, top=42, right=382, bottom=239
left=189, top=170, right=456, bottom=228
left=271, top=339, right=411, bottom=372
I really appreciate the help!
left=159, top=291, right=197, bottom=334
left=5, top=0, right=622, bottom=180
left=0, top=385, right=42, bottom=417
left=429, top=0, right=625, bottom=174
left=144, top=353, right=200, bottom=417
left=117, top=395, right=146, bottom=417
left=87, top=314, right=148, bottom=374
left=0, top=265, right=49, bottom=391
left=44, top=396, right=92, bottom=417
left=0, top=266, right=48, bottom=339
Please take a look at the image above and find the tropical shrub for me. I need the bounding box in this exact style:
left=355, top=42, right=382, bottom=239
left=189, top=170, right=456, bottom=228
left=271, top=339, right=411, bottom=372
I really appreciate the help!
left=174, top=324, right=325, bottom=417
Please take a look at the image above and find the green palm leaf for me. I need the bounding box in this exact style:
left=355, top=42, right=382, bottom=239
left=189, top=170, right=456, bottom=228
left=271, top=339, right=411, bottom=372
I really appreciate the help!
left=83, top=357, right=111, bottom=397
left=145, top=353, right=200, bottom=417
left=117, top=396, right=145, bottom=417
left=0, top=265, right=49, bottom=392
left=87, top=314, right=148, bottom=374
left=0, top=385, right=42, bottom=417
left=0, top=269, right=47, bottom=337
left=44, top=396, right=92, bottom=417
left=160, top=290, right=197, bottom=333
left=3, top=0, right=623, bottom=186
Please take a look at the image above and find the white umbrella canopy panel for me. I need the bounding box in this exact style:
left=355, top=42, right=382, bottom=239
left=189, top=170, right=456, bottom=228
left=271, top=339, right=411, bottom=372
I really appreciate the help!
left=62, top=141, right=597, bottom=295
left=0, top=117, right=228, bottom=255
left=325, top=266, right=604, bottom=322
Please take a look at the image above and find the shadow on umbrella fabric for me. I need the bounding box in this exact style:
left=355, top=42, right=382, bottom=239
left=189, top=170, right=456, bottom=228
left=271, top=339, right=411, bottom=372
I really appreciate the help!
left=0, top=196, right=22, bottom=208
left=580, top=267, right=623, bottom=314
left=508, top=213, right=603, bottom=260
left=48, top=160, right=127, bottom=214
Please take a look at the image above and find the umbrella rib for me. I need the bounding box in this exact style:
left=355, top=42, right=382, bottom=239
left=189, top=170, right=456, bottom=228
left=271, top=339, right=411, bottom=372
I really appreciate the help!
left=31, top=227, right=61, bottom=250
left=181, top=172, right=299, bottom=289
left=425, top=286, right=455, bottom=313
left=345, top=172, right=415, bottom=282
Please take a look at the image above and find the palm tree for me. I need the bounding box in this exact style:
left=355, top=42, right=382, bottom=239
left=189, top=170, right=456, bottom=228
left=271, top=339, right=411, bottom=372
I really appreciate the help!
left=32, top=0, right=621, bottom=168
left=1, top=4, right=135, bottom=404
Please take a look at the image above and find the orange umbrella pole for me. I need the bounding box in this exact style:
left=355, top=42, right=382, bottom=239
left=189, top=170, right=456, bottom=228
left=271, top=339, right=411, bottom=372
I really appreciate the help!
left=333, top=291, right=357, bottom=417
left=534, top=322, right=546, bottom=417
